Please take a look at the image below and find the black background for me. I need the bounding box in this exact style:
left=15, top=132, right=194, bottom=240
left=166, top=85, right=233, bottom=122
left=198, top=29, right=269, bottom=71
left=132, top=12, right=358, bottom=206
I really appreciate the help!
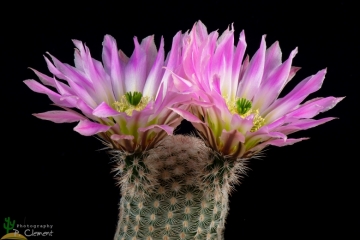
left=1, top=0, right=358, bottom=239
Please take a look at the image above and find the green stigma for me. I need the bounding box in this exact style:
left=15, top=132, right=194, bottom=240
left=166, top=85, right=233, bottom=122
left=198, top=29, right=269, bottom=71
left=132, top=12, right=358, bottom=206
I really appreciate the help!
left=225, top=96, right=265, bottom=132
left=113, top=91, right=150, bottom=116
left=125, top=91, right=143, bottom=106
left=235, top=98, right=252, bottom=115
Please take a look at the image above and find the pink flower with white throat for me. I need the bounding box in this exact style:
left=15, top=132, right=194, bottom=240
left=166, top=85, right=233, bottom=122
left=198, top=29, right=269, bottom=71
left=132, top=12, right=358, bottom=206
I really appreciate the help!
left=170, top=21, right=344, bottom=158
left=25, top=33, right=185, bottom=153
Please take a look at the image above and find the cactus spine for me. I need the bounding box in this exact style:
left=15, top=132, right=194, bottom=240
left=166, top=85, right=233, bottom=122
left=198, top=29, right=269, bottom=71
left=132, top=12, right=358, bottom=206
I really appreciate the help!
left=113, top=135, right=246, bottom=240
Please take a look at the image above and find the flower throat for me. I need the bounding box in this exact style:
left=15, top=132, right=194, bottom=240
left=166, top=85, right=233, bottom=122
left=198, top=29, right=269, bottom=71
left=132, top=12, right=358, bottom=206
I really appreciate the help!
left=227, top=97, right=265, bottom=132
left=113, top=91, right=150, bottom=116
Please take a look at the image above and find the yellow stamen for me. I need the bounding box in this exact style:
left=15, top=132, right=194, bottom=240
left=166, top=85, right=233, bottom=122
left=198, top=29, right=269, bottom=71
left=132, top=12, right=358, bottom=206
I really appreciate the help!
left=113, top=94, right=150, bottom=116
left=244, top=109, right=265, bottom=132
left=225, top=96, right=265, bottom=132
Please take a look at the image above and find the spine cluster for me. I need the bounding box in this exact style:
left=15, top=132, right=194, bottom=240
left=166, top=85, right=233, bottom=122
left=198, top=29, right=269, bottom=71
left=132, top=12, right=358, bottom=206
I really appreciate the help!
left=113, top=135, right=246, bottom=240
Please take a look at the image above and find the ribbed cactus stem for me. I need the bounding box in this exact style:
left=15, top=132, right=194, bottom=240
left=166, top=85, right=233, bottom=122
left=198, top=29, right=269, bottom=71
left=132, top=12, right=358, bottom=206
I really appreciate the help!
left=113, top=135, right=246, bottom=240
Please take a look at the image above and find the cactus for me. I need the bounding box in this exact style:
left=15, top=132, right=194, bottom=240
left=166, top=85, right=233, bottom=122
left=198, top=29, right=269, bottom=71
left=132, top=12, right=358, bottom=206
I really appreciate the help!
left=113, top=135, right=247, bottom=240
left=3, top=217, right=15, bottom=234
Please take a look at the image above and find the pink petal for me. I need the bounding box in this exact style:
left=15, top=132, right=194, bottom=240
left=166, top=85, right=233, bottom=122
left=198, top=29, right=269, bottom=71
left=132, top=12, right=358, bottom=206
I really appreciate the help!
left=253, top=48, right=298, bottom=112
left=73, top=120, right=111, bottom=136
left=264, top=69, right=327, bottom=123
left=30, top=68, right=56, bottom=87
left=85, top=47, right=115, bottom=104
left=199, top=31, right=219, bottom=92
left=31, top=68, right=78, bottom=107
left=268, top=137, right=308, bottom=147
left=237, top=35, right=266, bottom=100
left=33, top=110, right=86, bottom=123
left=169, top=107, right=202, bottom=123
left=153, top=87, right=188, bottom=116
left=74, top=48, right=84, bottom=71
left=194, top=20, right=208, bottom=42
left=23, top=80, right=72, bottom=107
left=53, top=77, right=73, bottom=94
left=46, top=53, right=93, bottom=90
left=238, top=54, right=249, bottom=83
left=180, top=35, right=198, bottom=87
left=262, top=41, right=282, bottom=82
left=94, top=55, right=113, bottom=89
left=231, top=30, right=246, bottom=99
left=246, top=131, right=288, bottom=148
left=152, top=89, right=210, bottom=119
left=255, top=115, right=298, bottom=134
left=230, top=113, right=254, bottom=135
left=211, top=74, right=222, bottom=95
left=44, top=55, right=64, bottom=77
left=210, top=27, right=234, bottom=98
left=143, top=37, right=165, bottom=98
left=92, top=102, right=120, bottom=118
left=71, top=41, right=114, bottom=104
left=286, top=97, right=344, bottom=119
left=58, top=95, right=78, bottom=107
left=125, top=37, right=147, bottom=93
left=279, top=117, right=336, bottom=133
left=67, top=80, right=97, bottom=108
left=153, top=82, right=165, bottom=111
left=179, top=98, right=214, bottom=108
left=169, top=70, right=194, bottom=92
left=118, top=49, right=129, bottom=64
left=267, top=131, right=287, bottom=140
left=138, top=124, right=174, bottom=135
left=140, top=35, right=157, bottom=76
left=76, top=99, right=95, bottom=117
left=219, top=129, right=245, bottom=155
left=162, top=31, right=182, bottom=97
left=111, top=134, right=134, bottom=141
left=45, top=54, right=99, bottom=105
left=285, top=66, right=301, bottom=86
left=250, top=137, right=308, bottom=153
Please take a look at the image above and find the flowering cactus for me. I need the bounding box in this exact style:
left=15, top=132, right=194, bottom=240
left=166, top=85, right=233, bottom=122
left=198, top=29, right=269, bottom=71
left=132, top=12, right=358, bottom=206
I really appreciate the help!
left=170, top=21, right=344, bottom=159
left=25, top=21, right=343, bottom=240
left=24, top=34, right=184, bottom=153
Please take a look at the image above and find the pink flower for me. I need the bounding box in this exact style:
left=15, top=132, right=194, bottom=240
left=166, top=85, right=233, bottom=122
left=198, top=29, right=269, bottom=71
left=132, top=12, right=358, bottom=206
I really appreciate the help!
left=170, top=21, right=344, bottom=158
left=25, top=33, right=185, bottom=153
